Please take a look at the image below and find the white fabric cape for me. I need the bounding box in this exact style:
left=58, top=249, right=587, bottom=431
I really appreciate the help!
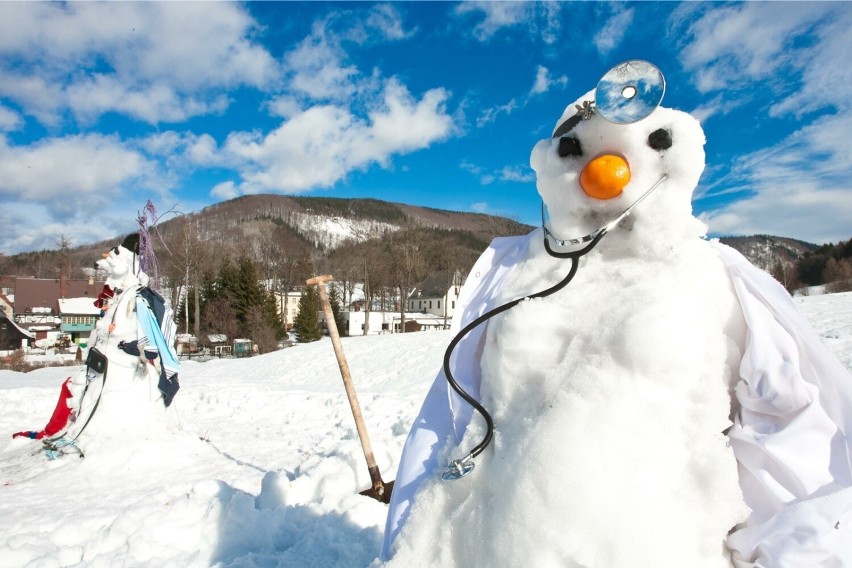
left=381, top=231, right=852, bottom=566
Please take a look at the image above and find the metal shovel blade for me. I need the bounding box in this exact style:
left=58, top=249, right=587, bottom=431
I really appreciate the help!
left=360, top=478, right=395, bottom=504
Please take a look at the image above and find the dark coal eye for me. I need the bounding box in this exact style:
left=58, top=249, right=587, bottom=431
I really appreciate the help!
left=648, top=128, right=672, bottom=150
left=557, top=136, right=583, bottom=157
left=112, top=247, right=120, bottom=254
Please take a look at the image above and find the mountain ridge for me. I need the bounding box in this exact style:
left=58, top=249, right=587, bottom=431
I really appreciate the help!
left=1, top=194, right=842, bottom=292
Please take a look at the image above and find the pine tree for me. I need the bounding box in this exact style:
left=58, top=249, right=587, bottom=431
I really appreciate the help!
left=294, top=286, right=322, bottom=343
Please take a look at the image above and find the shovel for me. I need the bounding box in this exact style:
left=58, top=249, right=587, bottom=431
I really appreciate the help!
left=306, top=275, right=395, bottom=504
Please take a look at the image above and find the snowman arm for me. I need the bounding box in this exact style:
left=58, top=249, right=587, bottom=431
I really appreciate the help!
left=712, top=242, right=852, bottom=565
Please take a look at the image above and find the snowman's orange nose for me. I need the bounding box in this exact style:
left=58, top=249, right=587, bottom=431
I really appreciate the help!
left=580, top=154, right=631, bottom=200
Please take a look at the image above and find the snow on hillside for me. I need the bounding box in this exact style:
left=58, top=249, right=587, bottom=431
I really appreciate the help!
left=1, top=292, right=850, bottom=567
left=291, top=212, right=401, bottom=250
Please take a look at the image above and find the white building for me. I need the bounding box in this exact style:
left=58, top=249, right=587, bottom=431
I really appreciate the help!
left=327, top=309, right=451, bottom=336
left=406, top=269, right=464, bottom=322
left=330, top=310, right=396, bottom=336
left=272, top=291, right=303, bottom=330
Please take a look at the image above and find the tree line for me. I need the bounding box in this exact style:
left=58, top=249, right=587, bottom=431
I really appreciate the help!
left=772, top=237, right=852, bottom=293
left=150, top=218, right=487, bottom=348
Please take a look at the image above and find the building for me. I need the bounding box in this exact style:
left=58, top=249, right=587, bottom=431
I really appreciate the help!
left=0, top=312, right=34, bottom=352
left=406, top=269, right=465, bottom=322
left=332, top=310, right=397, bottom=336
left=272, top=290, right=303, bottom=330
left=330, top=309, right=450, bottom=336
left=11, top=276, right=103, bottom=342
left=0, top=292, right=12, bottom=318
left=58, top=297, right=101, bottom=347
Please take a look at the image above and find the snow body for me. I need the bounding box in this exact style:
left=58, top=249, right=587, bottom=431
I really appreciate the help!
left=384, top=92, right=754, bottom=566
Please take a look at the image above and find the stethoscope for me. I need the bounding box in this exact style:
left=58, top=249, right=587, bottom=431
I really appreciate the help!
left=442, top=60, right=669, bottom=480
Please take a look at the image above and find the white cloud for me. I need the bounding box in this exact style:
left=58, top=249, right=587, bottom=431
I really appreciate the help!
left=676, top=3, right=852, bottom=243
left=454, top=2, right=563, bottom=44
left=700, top=112, right=852, bottom=244
left=284, top=22, right=362, bottom=102
left=0, top=196, right=156, bottom=255
left=497, top=165, right=535, bottom=184
left=140, top=131, right=221, bottom=168
left=0, top=104, right=22, bottom=131
left=460, top=161, right=533, bottom=186
left=455, top=2, right=530, bottom=41
left=676, top=3, right=836, bottom=94
left=223, top=79, right=453, bottom=194
left=0, top=2, right=278, bottom=126
left=471, top=202, right=488, bottom=213
left=0, top=134, right=152, bottom=203
left=530, top=65, right=568, bottom=96
left=593, top=6, right=635, bottom=55
left=769, top=8, right=852, bottom=117
left=211, top=181, right=239, bottom=201
left=477, top=100, right=518, bottom=128
left=267, top=96, right=304, bottom=120
left=364, top=4, right=415, bottom=41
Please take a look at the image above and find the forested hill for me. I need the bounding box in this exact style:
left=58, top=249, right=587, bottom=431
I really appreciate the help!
left=0, top=195, right=533, bottom=283
left=189, top=194, right=531, bottom=251
left=2, top=194, right=849, bottom=295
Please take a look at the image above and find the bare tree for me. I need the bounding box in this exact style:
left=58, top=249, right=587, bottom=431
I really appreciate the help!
left=387, top=234, right=426, bottom=333
left=245, top=305, right=277, bottom=353
left=824, top=257, right=852, bottom=293
left=160, top=217, right=210, bottom=337
left=202, top=297, right=240, bottom=342
left=56, top=234, right=73, bottom=280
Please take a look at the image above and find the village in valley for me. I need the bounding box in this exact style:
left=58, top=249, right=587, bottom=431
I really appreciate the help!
left=0, top=236, right=471, bottom=370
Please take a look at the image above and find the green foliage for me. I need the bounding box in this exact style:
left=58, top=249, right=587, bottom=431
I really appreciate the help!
left=294, top=285, right=322, bottom=343
left=198, top=255, right=285, bottom=342
left=798, top=238, right=852, bottom=286
left=291, top=197, right=407, bottom=223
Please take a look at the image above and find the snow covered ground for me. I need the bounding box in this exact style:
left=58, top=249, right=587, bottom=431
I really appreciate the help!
left=1, top=292, right=850, bottom=567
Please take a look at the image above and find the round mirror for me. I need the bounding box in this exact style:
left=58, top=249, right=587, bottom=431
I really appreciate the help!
left=595, top=60, right=665, bottom=124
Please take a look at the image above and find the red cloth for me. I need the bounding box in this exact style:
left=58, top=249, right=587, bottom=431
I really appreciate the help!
left=41, top=378, right=74, bottom=437
left=93, top=284, right=115, bottom=309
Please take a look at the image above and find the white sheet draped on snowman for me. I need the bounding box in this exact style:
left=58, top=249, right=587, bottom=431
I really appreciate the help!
left=382, top=232, right=852, bottom=566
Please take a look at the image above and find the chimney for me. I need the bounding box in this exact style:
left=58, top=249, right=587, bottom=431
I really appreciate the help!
left=59, top=273, right=68, bottom=299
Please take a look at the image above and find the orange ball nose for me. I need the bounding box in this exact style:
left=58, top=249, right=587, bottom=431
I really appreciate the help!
left=579, top=154, right=631, bottom=200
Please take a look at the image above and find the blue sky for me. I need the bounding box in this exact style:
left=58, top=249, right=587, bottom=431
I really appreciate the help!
left=1, top=1, right=850, bottom=255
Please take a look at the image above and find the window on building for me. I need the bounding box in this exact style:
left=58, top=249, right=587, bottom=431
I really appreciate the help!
left=437, top=301, right=441, bottom=309
left=429, top=301, right=432, bottom=309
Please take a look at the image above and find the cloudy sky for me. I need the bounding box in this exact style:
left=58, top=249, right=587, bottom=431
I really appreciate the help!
left=1, top=1, right=850, bottom=255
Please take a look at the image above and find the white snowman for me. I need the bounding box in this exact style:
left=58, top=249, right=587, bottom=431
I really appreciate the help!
left=16, top=234, right=180, bottom=458
left=383, top=62, right=852, bottom=567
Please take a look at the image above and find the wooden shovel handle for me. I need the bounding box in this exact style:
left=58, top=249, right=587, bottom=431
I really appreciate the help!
left=307, top=275, right=379, bottom=471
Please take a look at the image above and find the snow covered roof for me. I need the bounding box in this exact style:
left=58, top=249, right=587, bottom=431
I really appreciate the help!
left=409, top=270, right=464, bottom=299
left=58, top=297, right=101, bottom=315
left=0, top=314, right=34, bottom=339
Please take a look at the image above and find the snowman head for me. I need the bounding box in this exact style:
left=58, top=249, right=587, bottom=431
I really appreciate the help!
left=531, top=61, right=707, bottom=248
left=95, top=233, right=149, bottom=290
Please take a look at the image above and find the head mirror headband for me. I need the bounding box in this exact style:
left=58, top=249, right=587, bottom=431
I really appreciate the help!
left=552, top=59, right=665, bottom=138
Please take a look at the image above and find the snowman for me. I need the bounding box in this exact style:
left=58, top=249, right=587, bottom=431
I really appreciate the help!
left=382, top=62, right=852, bottom=567
left=13, top=233, right=180, bottom=457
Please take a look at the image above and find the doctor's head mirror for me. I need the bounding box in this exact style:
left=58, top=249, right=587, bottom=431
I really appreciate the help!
left=594, top=60, right=665, bottom=124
